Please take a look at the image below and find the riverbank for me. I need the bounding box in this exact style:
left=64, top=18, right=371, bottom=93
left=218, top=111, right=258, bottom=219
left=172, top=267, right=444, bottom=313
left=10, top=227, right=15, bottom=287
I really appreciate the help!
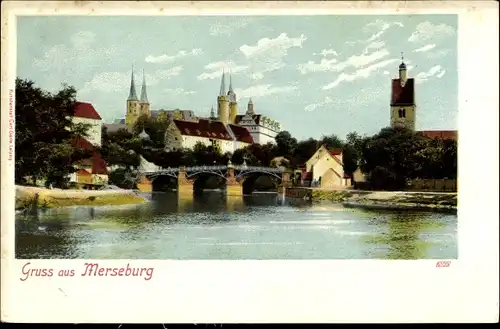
left=15, top=185, right=148, bottom=210
left=302, top=188, right=457, bottom=212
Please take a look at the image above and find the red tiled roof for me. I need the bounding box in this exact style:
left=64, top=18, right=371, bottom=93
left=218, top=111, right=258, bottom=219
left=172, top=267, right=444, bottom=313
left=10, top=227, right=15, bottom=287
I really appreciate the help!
left=71, top=136, right=108, bottom=175
left=73, top=102, right=102, bottom=120
left=173, top=119, right=232, bottom=140
left=228, top=124, right=254, bottom=144
left=76, top=169, right=91, bottom=176
left=328, top=148, right=342, bottom=156
left=91, top=153, right=108, bottom=175
left=391, top=78, right=415, bottom=106
left=72, top=136, right=96, bottom=151
left=418, top=130, right=458, bottom=141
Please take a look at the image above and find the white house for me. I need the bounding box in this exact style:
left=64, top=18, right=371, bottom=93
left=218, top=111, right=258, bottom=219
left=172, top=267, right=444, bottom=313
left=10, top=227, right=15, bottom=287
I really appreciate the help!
left=164, top=118, right=253, bottom=153
left=67, top=102, right=109, bottom=188
left=71, top=102, right=103, bottom=147
left=305, top=145, right=351, bottom=188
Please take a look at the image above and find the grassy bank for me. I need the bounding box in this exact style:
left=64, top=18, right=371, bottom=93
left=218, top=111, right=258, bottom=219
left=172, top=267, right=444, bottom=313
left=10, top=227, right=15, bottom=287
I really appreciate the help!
left=15, top=186, right=148, bottom=210
left=309, top=189, right=457, bottom=211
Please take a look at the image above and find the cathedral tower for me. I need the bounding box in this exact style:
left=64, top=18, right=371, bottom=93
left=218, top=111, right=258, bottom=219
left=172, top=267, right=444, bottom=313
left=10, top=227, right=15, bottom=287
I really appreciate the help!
left=217, top=70, right=230, bottom=124
left=125, top=65, right=140, bottom=127
left=227, top=72, right=238, bottom=124
left=139, top=69, right=151, bottom=117
left=390, top=53, right=416, bottom=130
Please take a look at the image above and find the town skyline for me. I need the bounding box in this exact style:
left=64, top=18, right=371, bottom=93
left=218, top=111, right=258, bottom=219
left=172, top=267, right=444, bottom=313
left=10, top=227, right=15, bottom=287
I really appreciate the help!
left=17, top=14, right=457, bottom=140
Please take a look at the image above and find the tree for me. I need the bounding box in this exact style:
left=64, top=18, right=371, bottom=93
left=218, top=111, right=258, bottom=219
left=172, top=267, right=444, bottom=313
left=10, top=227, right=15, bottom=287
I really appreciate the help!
left=319, top=134, right=343, bottom=149
left=133, top=114, right=169, bottom=148
left=342, top=132, right=366, bottom=175
left=274, top=130, right=297, bottom=157
left=15, top=78, right=92, bottom=187
left=360, top=127, right=429, bottom=190
left=291, top=138, right=319, bottom=167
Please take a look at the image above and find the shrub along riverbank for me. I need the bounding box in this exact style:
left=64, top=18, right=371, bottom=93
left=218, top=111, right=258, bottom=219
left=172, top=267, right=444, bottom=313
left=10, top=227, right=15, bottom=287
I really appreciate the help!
left=15, top=186, right=148, bottom=210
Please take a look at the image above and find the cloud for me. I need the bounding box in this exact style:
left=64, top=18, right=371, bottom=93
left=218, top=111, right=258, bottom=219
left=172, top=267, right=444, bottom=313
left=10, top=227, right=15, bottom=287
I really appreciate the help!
left=298, top=49, right=390, bottom=74
left=364, top=41, right=386, bottom=53
left=413, top=44, right=436, bottom=53
left=70, top=31, right=95, bottom=48
left=425, top=49, right=452, bottom=59
left=164, top=88, right=196, bottom=95
left=408, top=21, right=455, bottom=43
left=80, top=66, right=184, bottom=94
left=383, top=70, right=390, bottom=75
left=313, top=49, right=339, bottom=57
left=209, top=18, right=253, bottom=36
left=322, top=58, right=398, bottom=90
left=414, top=65, right=446, bottom=84
left=363, top=19, right=404, bottom=42
left=240, top=33, right=307, bottom=79
left=145, top=48, right=203, bottom=64
left=304, top=96, right=334, bottom=112
left=33, top=30, right=117, bottom=73
left=240, top=33, right=307, bottom=58
left=234, top=84, right=298, bottom=98
left=196, top=60, right=249, bottom=80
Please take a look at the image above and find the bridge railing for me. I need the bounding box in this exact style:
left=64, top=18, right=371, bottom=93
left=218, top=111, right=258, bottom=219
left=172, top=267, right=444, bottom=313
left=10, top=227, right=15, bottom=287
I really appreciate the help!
left=141, top=165, right=286, bottom=174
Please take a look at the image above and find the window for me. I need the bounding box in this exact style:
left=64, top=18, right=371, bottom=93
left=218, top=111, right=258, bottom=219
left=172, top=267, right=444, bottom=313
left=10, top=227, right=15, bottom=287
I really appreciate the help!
left=398, top=108, right=406, bottom=118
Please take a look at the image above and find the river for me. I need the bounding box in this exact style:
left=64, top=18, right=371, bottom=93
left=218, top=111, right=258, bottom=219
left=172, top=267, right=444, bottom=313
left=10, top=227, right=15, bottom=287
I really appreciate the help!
left=15, top=191, right=457, bottom=260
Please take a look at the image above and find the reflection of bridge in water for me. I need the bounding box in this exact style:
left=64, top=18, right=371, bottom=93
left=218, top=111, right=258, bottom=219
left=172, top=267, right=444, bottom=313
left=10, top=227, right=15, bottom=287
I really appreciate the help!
left=140, top=164, right=292, bottom=196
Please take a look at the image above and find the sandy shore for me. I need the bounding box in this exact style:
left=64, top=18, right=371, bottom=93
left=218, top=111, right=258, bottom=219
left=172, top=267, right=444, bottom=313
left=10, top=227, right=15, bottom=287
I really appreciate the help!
left=308, top=188, right=457, bottom=211
left=15, top=185, right=148, bottom=210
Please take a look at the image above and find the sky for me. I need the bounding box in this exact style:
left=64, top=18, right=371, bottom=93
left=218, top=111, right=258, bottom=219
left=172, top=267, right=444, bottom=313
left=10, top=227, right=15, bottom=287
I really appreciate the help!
left=17, top=15, right=457, bottom=141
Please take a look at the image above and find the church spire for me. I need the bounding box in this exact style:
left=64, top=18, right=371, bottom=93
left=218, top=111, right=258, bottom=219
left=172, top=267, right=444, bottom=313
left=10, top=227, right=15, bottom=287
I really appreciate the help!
left=219, top=69, right=226, bottom=96
left=228, top=69, right=233, bottom=93
left=210, top=105, right=215, bottom=119
left=140, top=69, right=149, bottom=104
left=128, top=64, right=138, bottom=101
left=227, top=69, right=237, bottom=103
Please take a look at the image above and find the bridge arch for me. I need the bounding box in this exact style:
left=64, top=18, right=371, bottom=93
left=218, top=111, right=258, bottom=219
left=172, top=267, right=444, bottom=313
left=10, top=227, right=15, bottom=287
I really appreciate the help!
left=186, top=171, right=228, bottom=193
left=149, top=174, right=177, bottom=192
left=237, top=170, right=283, bottom=195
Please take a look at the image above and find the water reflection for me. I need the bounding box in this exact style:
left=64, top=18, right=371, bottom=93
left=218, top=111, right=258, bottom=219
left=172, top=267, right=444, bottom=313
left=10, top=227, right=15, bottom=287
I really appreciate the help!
left=15, top=192, right=457, bottom=260
left=364, top=210, right=452, bottom=259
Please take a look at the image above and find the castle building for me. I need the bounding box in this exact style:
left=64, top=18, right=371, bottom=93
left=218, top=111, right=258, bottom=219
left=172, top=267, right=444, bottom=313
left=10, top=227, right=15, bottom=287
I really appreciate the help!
left=215, top=71, right=281, bottom=145
left=390, top=54, right=416, bottom=130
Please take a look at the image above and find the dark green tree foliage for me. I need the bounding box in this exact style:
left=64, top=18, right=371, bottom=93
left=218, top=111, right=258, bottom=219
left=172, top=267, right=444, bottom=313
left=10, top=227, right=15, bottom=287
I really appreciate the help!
left=101, top=127, right=141, bottom=169
left=274, top=131, right=298, bottom=157
left=291, top=138, right=319, bottom=167
left=190, top=142, right=230, bottom=166
left=15, top=78, right=92, bottom=187
left=133, top=114, right=169, bottom=148
left=342, top=132, right=366, bottom=175
left=359, top=127, right=457, bottom=190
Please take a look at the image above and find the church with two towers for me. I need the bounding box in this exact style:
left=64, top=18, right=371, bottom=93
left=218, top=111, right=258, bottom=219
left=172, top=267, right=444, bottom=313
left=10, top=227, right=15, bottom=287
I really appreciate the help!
left=107, top=66, right=282, bottom=153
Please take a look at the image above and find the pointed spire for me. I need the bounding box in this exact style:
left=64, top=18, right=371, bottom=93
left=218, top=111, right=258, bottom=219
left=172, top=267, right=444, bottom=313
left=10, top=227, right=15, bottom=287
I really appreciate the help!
left=140, top=69, right=149, bottom=104
left=210, top=105, right=215, bottom=119
left=399, top=52, right=406, bottom=69
left=228, top=69, right=233, bottom=93
left=219, top=69, right=226, bottom=96
left=128, top=64, right=138, bottom=101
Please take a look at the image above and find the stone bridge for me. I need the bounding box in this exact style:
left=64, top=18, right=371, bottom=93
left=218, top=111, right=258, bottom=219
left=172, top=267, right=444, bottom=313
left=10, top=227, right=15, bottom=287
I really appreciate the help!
left=141, top=164, right=292, bottom=196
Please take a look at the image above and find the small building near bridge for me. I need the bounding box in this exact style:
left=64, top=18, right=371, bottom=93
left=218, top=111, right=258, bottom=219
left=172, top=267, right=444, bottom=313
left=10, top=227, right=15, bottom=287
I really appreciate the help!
left=303, top=145, right=351, bottom=189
